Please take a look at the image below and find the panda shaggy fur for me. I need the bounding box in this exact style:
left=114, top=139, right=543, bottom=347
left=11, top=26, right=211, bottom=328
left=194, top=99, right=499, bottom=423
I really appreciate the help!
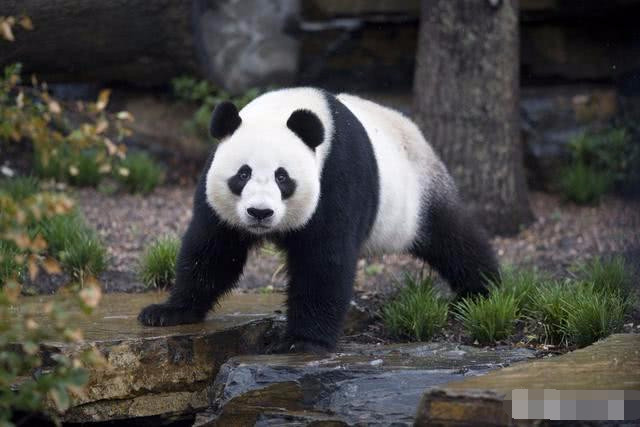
left=138, top=88, right=499, bottom=352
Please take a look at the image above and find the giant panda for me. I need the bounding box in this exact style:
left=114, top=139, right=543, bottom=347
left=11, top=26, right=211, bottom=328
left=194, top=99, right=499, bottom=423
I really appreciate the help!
left=138, top=88, right=499, bottom=353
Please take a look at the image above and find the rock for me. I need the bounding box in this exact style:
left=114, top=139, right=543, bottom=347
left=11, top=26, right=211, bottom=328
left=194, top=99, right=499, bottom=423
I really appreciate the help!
left=196, top=342, right=535, bottom=426
left=16, top=291, right=380, bottom=423
left=17, top=292, right=287, bottom=423
left=415, top=334, right=640, bottom=426
left=198, top=0, right=300, bottom=94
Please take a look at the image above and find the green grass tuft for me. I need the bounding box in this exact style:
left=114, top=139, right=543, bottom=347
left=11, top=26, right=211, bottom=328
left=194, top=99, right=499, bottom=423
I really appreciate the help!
left=382, top=275, right=449, bottom=342
left=0, top=240, right=23, bottom=286
left=491, top=266, right=541, bottom=311
left=561, top=282, right=630, bottom=348
left=39, top=213, right=107, bottom=283
left=138, top=235, right=180, bottom=289
left=572, top=256, right=634, bottom=297
left=67, top=149, right=103, bottom=187
left=454, top=291, right=518, bottom=344
left=559, top=161, right=612, bottom=204
left=0, top=176, right=40, bottom=201
left=115, top=152, right=164, bottom=194
left=529, top=281, right=575, bottom=345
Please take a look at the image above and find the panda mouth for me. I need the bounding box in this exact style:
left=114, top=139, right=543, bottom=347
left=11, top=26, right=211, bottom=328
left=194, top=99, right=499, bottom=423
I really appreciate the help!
left=248, top=223, right=271, bottom=231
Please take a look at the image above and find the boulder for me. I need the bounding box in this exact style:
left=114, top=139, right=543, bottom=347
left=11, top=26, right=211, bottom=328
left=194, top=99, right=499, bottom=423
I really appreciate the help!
left=416, top=334, right=640, bottom=425
left=17, top=292, right=287, bottom=423
left=196, top=342, right=535, bottom=426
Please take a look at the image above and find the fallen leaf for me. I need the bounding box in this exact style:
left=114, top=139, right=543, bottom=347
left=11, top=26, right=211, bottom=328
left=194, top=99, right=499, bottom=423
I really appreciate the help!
left=0, top=19, right=15, bottom=41
left=28, top=254, right=39, bottom=281
left=19, top=15, right=33, bottom=30
left=95, top=119, right=108, bottom=134
left=96, top=89, right=111, bottom=111
left=42, top=257, right=62, bottom=275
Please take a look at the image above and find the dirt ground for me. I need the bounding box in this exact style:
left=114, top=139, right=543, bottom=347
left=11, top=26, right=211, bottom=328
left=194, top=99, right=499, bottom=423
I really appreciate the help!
left=67, top=185, right=640, bottom=296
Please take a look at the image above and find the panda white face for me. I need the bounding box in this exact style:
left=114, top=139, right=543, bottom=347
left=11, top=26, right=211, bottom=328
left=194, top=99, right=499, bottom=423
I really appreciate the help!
left=205, top=124, right=321, bottom=234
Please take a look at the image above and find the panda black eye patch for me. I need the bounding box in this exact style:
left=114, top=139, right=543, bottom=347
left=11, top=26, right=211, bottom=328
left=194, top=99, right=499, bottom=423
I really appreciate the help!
left=275, top=167, right=296, bottom=199
left=228, top=165, right=252, bottom=195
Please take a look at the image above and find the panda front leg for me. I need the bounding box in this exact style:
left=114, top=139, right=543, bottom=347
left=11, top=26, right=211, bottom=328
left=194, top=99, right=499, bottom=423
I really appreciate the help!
left=284, top=240, right=359, bottom=353
left=138, top=205, right=253, bottom=327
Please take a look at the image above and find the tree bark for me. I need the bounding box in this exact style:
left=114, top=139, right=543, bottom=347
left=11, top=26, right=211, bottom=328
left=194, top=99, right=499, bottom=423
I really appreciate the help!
left=0, top=0, right=199, bottom=85
left=413, top=0, right=532, bottom=235
left=0, top=0, right=299, bottom=92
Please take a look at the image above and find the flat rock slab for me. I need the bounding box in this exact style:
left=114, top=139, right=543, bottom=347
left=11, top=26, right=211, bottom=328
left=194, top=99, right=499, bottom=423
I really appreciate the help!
left=16, top=292, right=286, bottom=423
left=416, top=334, right=640, bottom=426
left=196, top=343, right=536, bottom=426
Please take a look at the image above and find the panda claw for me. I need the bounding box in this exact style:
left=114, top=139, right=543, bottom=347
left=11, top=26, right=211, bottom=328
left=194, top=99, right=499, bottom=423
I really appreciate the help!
left=138, top=303, right=204, bottom=326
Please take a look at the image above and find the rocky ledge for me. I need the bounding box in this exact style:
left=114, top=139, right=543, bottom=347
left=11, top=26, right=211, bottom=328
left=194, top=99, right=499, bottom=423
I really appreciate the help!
left=195, top=343, right=535, bottom=426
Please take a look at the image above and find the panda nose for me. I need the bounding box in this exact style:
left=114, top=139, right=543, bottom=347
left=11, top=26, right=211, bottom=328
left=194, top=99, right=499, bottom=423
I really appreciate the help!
left=247, top=207, right=274, bottom=220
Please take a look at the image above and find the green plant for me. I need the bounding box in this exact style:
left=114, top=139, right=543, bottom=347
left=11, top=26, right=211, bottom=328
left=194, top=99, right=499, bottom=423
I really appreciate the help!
left=0, top=240, right=22, bottom=285
left=529, top=281, right=575, bottom=345
left=559, top=128, right=639, bottom=203
left=561, top=282, right=630, bottom=348
left=572, top=256, right=633, bottom=297
left=138, top=235, right=180, bottom=289
left=0, top=176, right=39, bottom=201
left=559, top=161, right=612, bottom=204
left=455, top=291, right=518, bottom=344
left=491, top=267, right=541, bottom=311
left=1, top=63, right=131, bottom=189
left=171, top=75, right=262, bottom=140
left=115, top=152, right=164, bottom=194
left=382, top=275, right=449, bottom=341
left=40, top=213, right=106, bottom=284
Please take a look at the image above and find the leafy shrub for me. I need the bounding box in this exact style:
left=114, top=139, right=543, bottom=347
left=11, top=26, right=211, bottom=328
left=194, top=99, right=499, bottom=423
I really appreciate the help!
left=114, top=152, right=164, bottom=194
left=171, top=75, right=262, bottom=140
left=382, top=275, right=449, bottom=341
left=561, top=282, right=630, bottom=348
left=559, top=128, right=639, bottom=203
left=454, top=291, right=518, bottom=344
left=138, top=235, right=180, bottom=289
left=0, top=176, right=39, bottom=201
left=1, top=63, right=131, bottom=189
left=559, top=161, right=612, bottom=204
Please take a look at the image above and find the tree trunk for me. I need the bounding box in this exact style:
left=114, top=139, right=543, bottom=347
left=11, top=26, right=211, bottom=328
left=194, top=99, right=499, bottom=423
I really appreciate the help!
left=413, top=0, right=532, bottom=235
left=0, top=0, right=299, bottom=93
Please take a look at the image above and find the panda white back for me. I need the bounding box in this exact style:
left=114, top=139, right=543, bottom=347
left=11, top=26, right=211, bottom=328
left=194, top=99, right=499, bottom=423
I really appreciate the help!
left=336, top=94, right=448, bottom=254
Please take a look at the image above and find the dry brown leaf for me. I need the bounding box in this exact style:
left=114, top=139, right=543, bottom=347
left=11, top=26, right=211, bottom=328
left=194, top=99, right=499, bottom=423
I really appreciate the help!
left=31, top=234, right=47, bottom=251
left=19, top=15, right=33, bottom=30
left=28, top=254, right=39, bottom=281
left=103, top=138, right=117, bottom=156
left=42, top=257, right=62, bottom=275
left=48, top=100, right=62, bottom=114
left=116, top=111, right=134, bottom=121
left=95, top=119, right=108, bottom=134
left=0, top=19, right=15, bottom=42
left=79, top=281, right=102, bottom=308
left=96, top=89, right=111, bottom=111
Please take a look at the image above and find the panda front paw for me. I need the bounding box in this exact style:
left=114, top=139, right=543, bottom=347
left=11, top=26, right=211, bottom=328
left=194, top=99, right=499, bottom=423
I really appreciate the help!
left=137, top=303, right=204, bottom=326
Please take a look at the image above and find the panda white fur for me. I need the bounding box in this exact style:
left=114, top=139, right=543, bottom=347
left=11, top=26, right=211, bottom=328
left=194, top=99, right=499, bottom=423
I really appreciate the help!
left=139, top=88, right=498, bottom=353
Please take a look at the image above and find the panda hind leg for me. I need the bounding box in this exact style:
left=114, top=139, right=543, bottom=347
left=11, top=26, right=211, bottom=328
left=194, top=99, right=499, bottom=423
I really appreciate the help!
left=410, top=196, right=499, bottom=297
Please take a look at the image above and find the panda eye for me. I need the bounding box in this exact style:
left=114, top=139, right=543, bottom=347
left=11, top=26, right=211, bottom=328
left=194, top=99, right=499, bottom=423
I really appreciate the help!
left=275, top=168, right=289, bottom=183
left=237, top=165, right=251, bottom=181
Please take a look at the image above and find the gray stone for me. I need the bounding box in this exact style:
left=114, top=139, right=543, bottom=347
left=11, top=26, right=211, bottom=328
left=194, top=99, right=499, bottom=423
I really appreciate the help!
left=197, top=343, right=536, bottom=426
left=415, top=334, right=640, bottom=426
left=198, top=0, right=300, bottom=94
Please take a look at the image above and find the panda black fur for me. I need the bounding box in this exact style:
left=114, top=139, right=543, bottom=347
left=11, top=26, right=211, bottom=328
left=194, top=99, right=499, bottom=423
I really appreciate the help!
left=138, top=88, right=499, bottom=352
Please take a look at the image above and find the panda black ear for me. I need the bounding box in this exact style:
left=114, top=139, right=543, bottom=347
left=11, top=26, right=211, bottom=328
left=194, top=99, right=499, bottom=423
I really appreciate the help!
left=286, top=109, right=324, bottom=150
left=210, top=101, right=242, bottom=140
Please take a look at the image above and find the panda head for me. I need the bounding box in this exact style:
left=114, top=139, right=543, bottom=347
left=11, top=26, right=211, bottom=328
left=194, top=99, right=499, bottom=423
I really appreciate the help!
left=205, top=101, right=325, bottom=234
